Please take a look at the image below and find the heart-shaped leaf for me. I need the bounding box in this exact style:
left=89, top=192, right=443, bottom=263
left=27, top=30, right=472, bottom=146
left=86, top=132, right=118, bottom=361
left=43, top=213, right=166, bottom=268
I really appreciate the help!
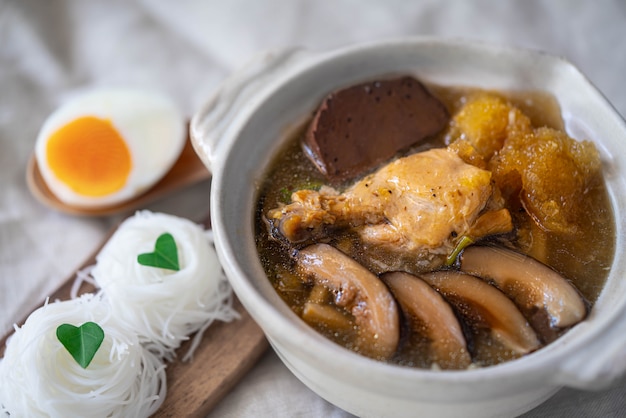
left=56, top=322, right=105, bottom=369
left=137, top=232, right=180, bottom=271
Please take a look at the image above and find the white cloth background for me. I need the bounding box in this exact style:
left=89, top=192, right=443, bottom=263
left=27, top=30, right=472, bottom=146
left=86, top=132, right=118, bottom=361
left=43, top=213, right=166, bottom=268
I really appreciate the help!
left=2, top=0, right=626, bottom=416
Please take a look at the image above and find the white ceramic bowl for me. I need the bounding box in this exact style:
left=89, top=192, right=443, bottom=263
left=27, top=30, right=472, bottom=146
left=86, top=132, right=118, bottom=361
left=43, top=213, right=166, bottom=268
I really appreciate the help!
left=190, top=38, right=626, bottom=418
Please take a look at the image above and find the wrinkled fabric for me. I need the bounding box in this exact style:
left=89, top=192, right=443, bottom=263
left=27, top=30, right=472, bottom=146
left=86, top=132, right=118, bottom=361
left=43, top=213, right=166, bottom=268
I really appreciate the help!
left=1, top=1, right=625, bottom=417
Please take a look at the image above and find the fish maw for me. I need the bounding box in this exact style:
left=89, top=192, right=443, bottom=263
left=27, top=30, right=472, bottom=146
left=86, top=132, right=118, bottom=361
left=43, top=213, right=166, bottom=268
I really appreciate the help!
left=303, top=76, right=449, bottom=182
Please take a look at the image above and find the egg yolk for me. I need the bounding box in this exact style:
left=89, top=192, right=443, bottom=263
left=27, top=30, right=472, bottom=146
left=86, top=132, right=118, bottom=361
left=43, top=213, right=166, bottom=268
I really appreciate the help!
left=46, top=116, right=132, bottom=197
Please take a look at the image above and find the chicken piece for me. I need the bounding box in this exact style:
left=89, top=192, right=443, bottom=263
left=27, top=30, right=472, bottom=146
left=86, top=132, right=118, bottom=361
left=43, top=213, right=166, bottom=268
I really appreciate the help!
left=267, top=148, right=512, bottom=257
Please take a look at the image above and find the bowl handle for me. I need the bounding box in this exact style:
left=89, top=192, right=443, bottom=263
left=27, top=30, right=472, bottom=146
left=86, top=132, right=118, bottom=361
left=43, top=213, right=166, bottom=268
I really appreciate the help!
left=190, top=48, right=312, bottom=172
left=554, top=313, right=626, bottom=390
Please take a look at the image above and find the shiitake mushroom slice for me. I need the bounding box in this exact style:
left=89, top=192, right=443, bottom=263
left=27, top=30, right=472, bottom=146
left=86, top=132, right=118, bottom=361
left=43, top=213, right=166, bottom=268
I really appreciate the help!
left=302, top=283, right=353, bottom=332
left=419, top=270, right=541, bottom=357
left=382, top=271, right=471, bottom=370
left=459, top=245, right=588, bottom=343
left=295, top=243, right=400, bottom=360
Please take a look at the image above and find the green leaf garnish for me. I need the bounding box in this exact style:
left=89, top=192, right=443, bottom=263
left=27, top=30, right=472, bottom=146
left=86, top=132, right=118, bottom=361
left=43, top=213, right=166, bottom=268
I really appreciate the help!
left=137, top=232, right=180, bottom=271
left=445, top=235, right=475, bottom=266
left=56, top=322, right=105, bottom=369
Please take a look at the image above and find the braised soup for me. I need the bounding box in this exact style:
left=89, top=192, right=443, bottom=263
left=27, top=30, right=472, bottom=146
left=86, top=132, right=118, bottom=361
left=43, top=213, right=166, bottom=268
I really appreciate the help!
left=255, top=78, right=615, bottom=369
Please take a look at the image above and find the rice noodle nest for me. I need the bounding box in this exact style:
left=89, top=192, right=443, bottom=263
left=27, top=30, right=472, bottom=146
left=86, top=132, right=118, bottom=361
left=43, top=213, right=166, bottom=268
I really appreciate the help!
left=90, top=210, right=238, bottom=360
left=0, top=294, right=166, bottom=418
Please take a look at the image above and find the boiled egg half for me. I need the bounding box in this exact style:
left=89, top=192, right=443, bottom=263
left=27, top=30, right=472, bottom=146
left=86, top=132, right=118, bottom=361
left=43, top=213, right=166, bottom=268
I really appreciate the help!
left=35, top=88, right=186, bottom=208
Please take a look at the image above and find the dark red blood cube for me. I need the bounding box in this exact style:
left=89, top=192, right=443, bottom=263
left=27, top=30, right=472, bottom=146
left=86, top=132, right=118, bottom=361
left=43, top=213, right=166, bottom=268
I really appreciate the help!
left=303, top=76, right=449, bottom=182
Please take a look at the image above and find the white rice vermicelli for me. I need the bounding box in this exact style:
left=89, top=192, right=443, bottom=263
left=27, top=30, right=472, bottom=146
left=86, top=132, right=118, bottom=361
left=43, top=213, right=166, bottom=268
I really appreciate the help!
left=90, top=210, right=238, bottom=360
left=0, top=294, right=166, bottom=418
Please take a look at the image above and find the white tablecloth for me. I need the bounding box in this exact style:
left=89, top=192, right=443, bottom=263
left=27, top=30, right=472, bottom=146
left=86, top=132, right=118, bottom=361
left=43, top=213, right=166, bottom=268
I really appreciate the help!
left=2, top=1, right=626, bottom=416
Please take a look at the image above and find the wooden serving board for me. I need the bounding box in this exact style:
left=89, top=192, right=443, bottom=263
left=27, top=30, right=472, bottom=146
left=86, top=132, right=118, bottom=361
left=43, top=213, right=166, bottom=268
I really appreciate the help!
left=0, top=219, right=269, bottom=417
